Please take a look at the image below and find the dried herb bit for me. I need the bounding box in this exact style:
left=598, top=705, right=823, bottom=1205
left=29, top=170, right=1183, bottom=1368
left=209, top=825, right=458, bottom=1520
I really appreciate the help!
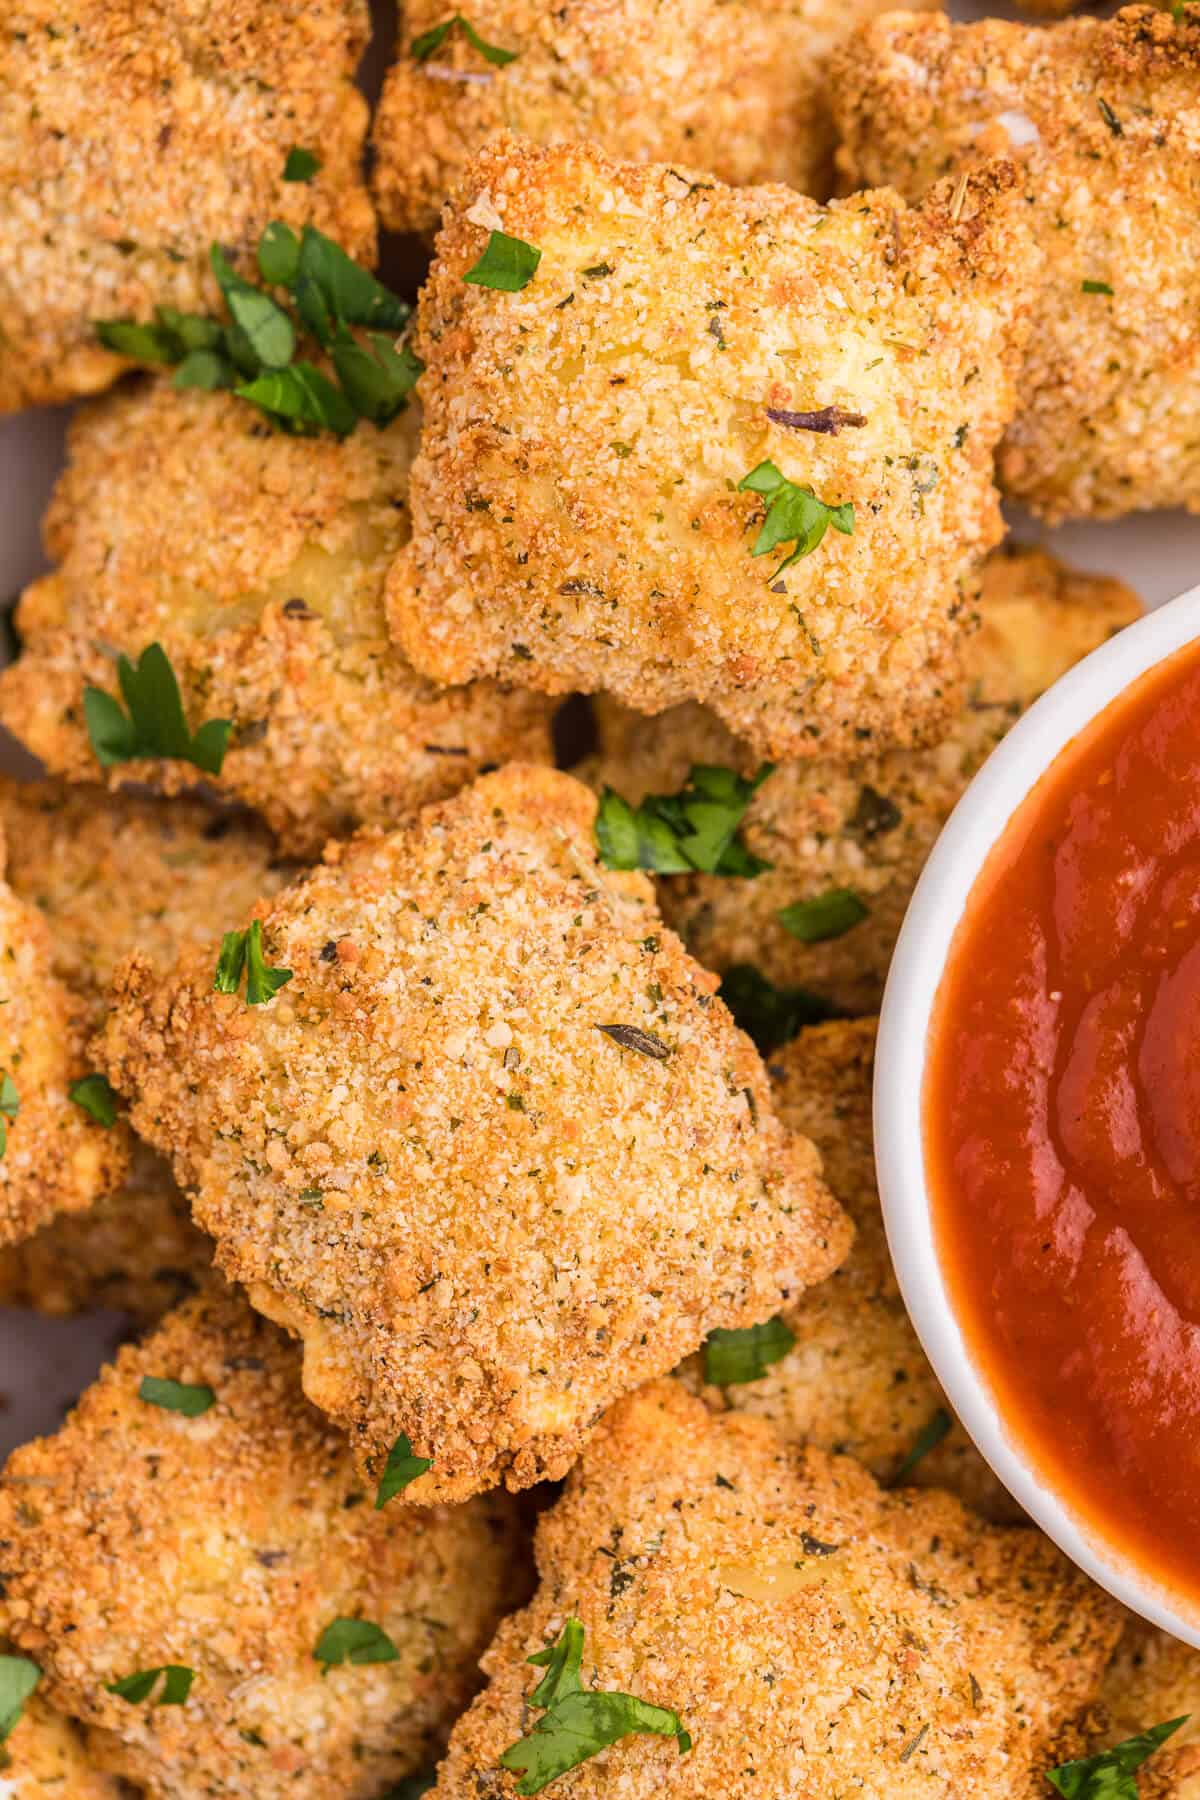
left=0, top=1655, right=39, bottom=1742
left=464, top=230, right=542, bottom=292
left=766, top=404, right=867, bottom=435
left=595, top=1023, right=671, bottom=1061
left=69, top=1073, right=119, bottom=1128
left=719, top=964, right=832, bottom=1055
left=375, top=1432, right=433, bottom=1508
left=738, top=460, right=854, bottom=578
left=848, top=785, right=902, bottom=841
left=84, top=642, right=231, bottom=776
left=888, top=1407, right=952, bottom=1484
left=900, top=1724, right=929, bottom=1764
left=313, top=1618, right=399, bottom=1673
left=0, top=1072, right=18, bottom=1157
left=703, top=1316, right=795, bottom=1385
left=1045, top=1716, right=1190, bottom=1799
left=1097, top=96, right=1124, bottom=136
left=499, top=1617, right=692, bottom=1796
left=595, top=764, right=773, bottom=878
left=139, top=1376, right=216, bottom=1417
left=283, top=147, right=321, bottom=182
left=1082, top=279, right=1114, bottom=296
left=411, top=13, right=518, bottom=64
left=213, top=920, right=293, bottom=1007
left=777, top=888, right=868, bottom=944
left=107, top=1666, right=195, bottom=1706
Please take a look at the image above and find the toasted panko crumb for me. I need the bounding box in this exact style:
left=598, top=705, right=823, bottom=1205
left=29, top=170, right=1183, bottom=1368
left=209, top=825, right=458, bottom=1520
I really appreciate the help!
left=583, top=546, right=1141, bottom=1009
left=387, top=135, right=1039, bottom=762
left=0, top=0, right=375, bottom=413
left=1092, top=1618, right=1200, bottom=1797
left=0, top=1695, right=131, bottom=1799
left=371, top=0, right=940, bottom=235
left=0, top=1288, right=533, bottom=1800
left=830, top=6, right=1200, bottom=521
left=99, top=765, right=850, bottom=1503
left=0, top=385, right=554, bottom=858
left=429, top=1379, right=1123, bottom=1798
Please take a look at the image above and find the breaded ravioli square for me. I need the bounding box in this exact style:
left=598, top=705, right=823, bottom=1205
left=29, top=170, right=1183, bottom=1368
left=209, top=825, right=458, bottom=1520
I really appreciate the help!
left=0, top=386, right=554, bottom=858
left=99, top=766, right=850, bottom=1504
left=0, top=0, right=375, bottom=413
left=371, top=0, right=940, bottom=235
left=0, top=1289, right=532, bottom=1800
left=584, top=547, right=1141, bottom=1010
left=386, top=137, right=1039, bottom=762
left=830, top=7, right=1200, bottom=521
left=0, top=1695, right=131, bottom=1799
left=1092, top=1619, right=1200, bottom=1796
left=429, top=1379, right=1123, bottom=1798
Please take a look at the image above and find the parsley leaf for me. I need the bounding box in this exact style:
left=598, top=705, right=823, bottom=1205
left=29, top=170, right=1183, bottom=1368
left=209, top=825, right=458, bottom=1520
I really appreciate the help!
left=331, top=325, right=424, bottom=427
left=284, top=148, right=321, bottom=182
left=212, top=920, right=293, bottom=1007
left=83, top=643, right=231, bottom=775
left=210, top=247, right=296, bottom=369
left=94, top=319, right=180, bottom=363
left=296, top=228, right=412, bottom=334
left=313, top=1618, right=399, bottom=1673
left=499, top=1618, right=692, bottom=1795
left=235, top=363, right=358, bottom=437
left=107, top=1666, right=195, bottom=1706
left=595, top=765, right=773, bottom=877
left=738, top=460, right=854, bottom=577
left=69, top=1073, right=119, bottom=1128
left=174, top=348, right=237, bottom=391
left=777, top=888, right=868, bottom=943
left=703, top=1316, right=795, bottom=1385
left=0, top=1655, right=39, bottom=1742
left=1045, top=1716, right=1190, bottom=1798
left=719, top=964, right=832, bottom=1054
left=411, top=13, right=518, bottom=65
left=139, top=1376, right=216, bottom=1417
left=888, top=1407, right=952, bottom=1484
left=1082, top=279, right=1114, bottom=296
left=375, top=1433, right=433, bottom=1507
left=0, top=1072, right=18, bottom=1157
left=464, top=231, right=542, bottom=292
left=258, top=221, right=303, bottom=288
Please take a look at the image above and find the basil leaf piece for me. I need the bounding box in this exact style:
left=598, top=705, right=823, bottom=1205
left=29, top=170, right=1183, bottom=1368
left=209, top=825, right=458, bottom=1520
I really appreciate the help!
left=777, top=888, right=868, bottom=944
left=0, top=1655, right=39, bottom=1742
left=737, top=459, right=854, bottom=578
left=210, top=246, right=295, bottom=369
left=331, top=327, right=423, bottom=427
left=411, top=13, right=518, bottom=65
left=296, top=227, right=411, bottom=332
left=464, top=230, right=541, bottom=293
left=139, top=1376, right=216, bottom=1417
left=499, top=1618, right=691, bottom=1796
left=69, top=1073, right=119, bottom=1128
left=595, top=764, right=772, bottom=878
left=94, top=319, right=178, bottom=362
left=375, top=1432, right=434, bottom=1508
left=888, top=1407, right=952, bottom=1484
left=83, top=642, right=231, bottom=775
left=212, top=921, right=292, bottom=1007
left=107, top=1665, right=195, bottom=1706
left=1045, top=1716, right=1190, bottom=1799
left=258, top=221, right=303, bottom=289
left=284, top=147, right=321, bottom=182
left=236, top=363, right=358, bottom=438
left=703, top=1316, right=795, bottom=1385
left=313, top=1618, right=399, bottom=1672
left=719, top=964, right=832, bottom=1054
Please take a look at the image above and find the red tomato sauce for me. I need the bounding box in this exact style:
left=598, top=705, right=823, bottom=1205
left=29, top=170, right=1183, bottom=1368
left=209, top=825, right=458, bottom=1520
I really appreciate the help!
left=925, top=632, right=1200, bottom=1604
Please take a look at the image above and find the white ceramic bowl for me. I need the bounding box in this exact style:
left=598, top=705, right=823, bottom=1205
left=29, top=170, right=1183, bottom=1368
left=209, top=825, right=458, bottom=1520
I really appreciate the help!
left=875, top=579, right=1200, bottom=1645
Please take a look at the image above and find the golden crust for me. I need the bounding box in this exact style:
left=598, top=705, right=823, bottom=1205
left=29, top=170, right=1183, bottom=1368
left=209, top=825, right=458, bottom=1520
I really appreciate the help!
left=1093, top=1619, right=1200, bottom=1797
left=0, top=0, right=375, bottom=413
left=1, top=1697, right=131, bottom=1799
left=830, top=6, right=1200, bottom=521
left=0, top=383, right=554, bottom=859
left=98, top=765, right=851, bottom=1503
left=584, top=546, right=1140, bottom=1009
left=430, top=1379, right=1123, bottom=1798
left=0, top=1287, right=533, bottom=1800
left=387, top=135, right=1039, bottom=762
left=371, top=0, right=940, bottom=234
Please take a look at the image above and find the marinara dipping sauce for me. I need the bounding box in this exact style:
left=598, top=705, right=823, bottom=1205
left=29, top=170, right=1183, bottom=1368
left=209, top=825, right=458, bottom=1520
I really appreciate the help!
left=926, top=634, right=1200, bottom=1603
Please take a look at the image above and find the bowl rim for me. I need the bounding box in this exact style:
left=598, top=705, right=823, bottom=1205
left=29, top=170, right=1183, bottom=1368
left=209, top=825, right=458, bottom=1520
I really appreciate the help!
left=874, top=578, right=1200, bottom=1646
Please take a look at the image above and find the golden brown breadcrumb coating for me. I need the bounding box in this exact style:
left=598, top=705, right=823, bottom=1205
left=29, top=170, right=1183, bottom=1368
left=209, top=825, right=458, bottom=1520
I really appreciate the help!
left=387, top=135, right=1039, bottom=762
left=0, top=384, right=554, bottom=858
left=0, top=0, right=375, bottom=413
left=585, top=546, right=1140, bottom=1011
left=371, top=0, right=940, bottom=234
left=1093, top=1619, right=1200, bottom=1797
left=0, top=1287, right=533, bottom=1800
left=1, top=1696, right=131, bottom=1799
left=99, top=765, right=850, bottom=1504
left=430, top=1379, right=1123, bottom=1798
left=830, top=6, right=1200, bottom=521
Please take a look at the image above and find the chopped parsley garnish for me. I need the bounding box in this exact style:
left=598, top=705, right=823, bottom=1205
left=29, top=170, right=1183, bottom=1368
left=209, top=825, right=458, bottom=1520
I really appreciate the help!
left=139, top=1376, right=216, bottom=1417
left=499, top=1617, right=692, bottom=1795
left=83, top=642, right=231, bottom=776
left=210, top=246, right=296, bottom=368
left=213, top=920, right=293, bottom=1007
left=777, top=888, right=868, bottom=944
left=411, top=13, right=518, bottom=64
left=888, top=1407, right=952, bottom=1484
left=1082, top=279, right=1114, bottom=296
left=738, top=460, right=854, bottom=578
left=313, top=1618, right=399, bottom=1672
left=69, top=1073, right=119, bottom=1127
left=595, top=765, right=773, bottom=877
left=719, top=964, right=832, bottom=1054
left=283, top=148, right=322, bottom=182
left=107, top=1666, right=195, bottom=1706
left=1045, top=1716, right=1190, bottom=1798
left=0, top=1655, right=39, bottom=1742
left=703, top=1316, right=795, bottom=1385
left=464, top=230, right=542, bottom=292
left=0, top=1072, right=18, bottom=1157
left=375, top=1432, right=433, bottom=1507
left=595, top=1023, right=671, bottom=1061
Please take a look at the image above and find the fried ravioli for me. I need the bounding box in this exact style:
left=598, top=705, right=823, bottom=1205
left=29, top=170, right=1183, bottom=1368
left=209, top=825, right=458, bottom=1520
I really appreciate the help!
left=0, top=0, right=375, bottom=413
left=99, top=765, right=850, bottom=1504
left=0, top=1287, right=532, bottom=1800
left=387, top=136, right=1039, bottom=762
left=830, top=6, right=1200, bottom=521
left=429, top=1378, right=1122, bottom=1798
left=1093, top=1619, right=1200, bottom=1797
left=1, top=1696, right=131, bottom=1799
left=0, top=384, right=554, bottom=857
